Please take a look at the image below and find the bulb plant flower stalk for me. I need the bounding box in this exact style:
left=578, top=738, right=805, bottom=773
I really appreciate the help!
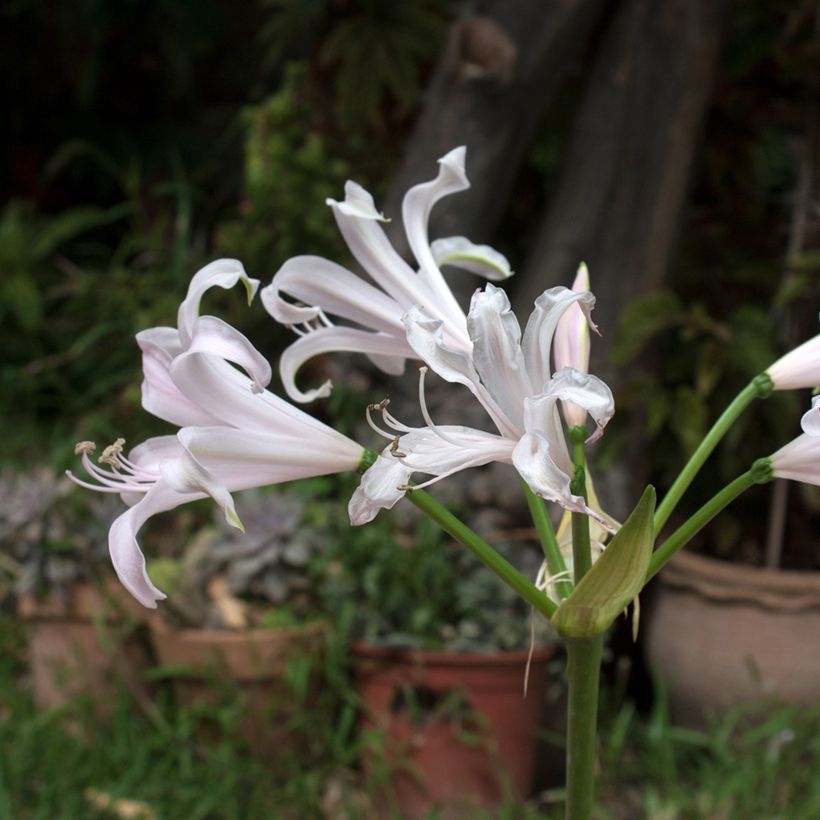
left=71, top=148, right=820, bottom=820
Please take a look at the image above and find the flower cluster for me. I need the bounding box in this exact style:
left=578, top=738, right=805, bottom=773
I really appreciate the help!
left=71, top=148, right=820, bottom=608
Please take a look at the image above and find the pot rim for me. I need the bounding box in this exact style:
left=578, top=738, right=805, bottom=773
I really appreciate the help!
left=149, top=615, right=327, bottom=645
left=658, top=549, right=820, bottom=610
left=351, top=641, right=557, bottom=667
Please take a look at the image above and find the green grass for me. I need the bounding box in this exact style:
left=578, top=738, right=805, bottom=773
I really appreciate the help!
left=4, top=627, right=820, bottom=820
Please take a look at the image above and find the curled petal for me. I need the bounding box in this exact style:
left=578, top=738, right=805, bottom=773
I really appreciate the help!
left=278, top=326, right=413, bottom=403
left=177, top=259, right=260, bottom=345
left=186, top=316, right=272, bottom=391
left=431, top=236, right=513, bottom=281
left=261, top=256, right=404, bottom=331
left=521, top=287, right=597, bottom=392
left=109, top=482, right=195, bottom=608
left=402, top=147, right=469, bottom=325
left=800, top=395, right=820, bottom=436
left=348, top=455, right=411, bottom=525
left=137, top=327, right=223, bottom=427
left=403, top=306, right=515, bottom=438
left=326, top=184, right=425, bottom=311
left=467, top=284, right=532, bottom=427
left=512, top=432, right=587, bottom=514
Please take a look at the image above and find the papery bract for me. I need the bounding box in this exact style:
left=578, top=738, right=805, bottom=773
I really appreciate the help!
left=261, top=147, right=513, bottom=402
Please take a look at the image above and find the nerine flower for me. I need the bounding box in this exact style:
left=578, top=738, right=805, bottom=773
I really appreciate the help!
left=260, top=147, right=512, bottom=403
left=766, top=333, right=820, bottom=390
left=770, top=395, right=820, bottom=484
left=69, top=260, right=364, bottom=608
left=349, top=282, right=615, bottom=524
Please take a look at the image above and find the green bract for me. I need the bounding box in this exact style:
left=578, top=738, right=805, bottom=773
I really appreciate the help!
left=552, top=486, right=656, bottom=638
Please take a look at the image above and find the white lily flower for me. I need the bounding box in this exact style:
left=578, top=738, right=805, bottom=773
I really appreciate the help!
left=349, top=283, right=615, bottom=525
left=260, top=147, right=513, bottom=403
left=770, top=395, right=820, bottom=484
left=554, top=262, right=592, bottom=428
left=766, top=333, right=820, bottom=390
left=69, top=261, right=364, bottom=609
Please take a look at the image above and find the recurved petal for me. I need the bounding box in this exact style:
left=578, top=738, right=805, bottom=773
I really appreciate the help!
left=403, top=306, right=514, bottom=437
left=278, top=325, right=413, bottom=403
left=185, top=316, right=272, bottom=391
left=431, top=236, right=513, bottom=281
left=108, top=482, right=195, bottom=608
left=137, top=327, right=225, bottom=428
left=327, top=184, right=426, bottom=312
left=543, top=368, right=615, bottom=444
left=348, top=454, right=411, bottom=525
left=177, top=259, right=260, bottom=345
left=402, top=147, right=469, bottom=326
left=800, top=395, right=820, bottom=435
left=512, top=432, right=587, bottom=514
left=467, top=284, right=532, bottom=427
left=521, top=287, right=597, bottom=391
left=261, top=256, right=404, bottom=332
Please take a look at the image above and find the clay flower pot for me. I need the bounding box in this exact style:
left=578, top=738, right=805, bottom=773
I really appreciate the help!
left=148, top=617, right=326, bottom=758
left=645, top=549, right=820, bottom=728
left=353, top=642, right=557, bottom=819
left=18, top=580, right=154, bottom=713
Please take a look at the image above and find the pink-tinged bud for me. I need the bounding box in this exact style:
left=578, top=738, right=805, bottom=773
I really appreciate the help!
left=766, top=333, right=820, bottom=390
left=555, top=263, right=592, bottom=427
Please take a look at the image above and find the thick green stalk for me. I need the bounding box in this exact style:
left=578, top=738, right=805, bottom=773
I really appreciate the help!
left=407, top=488, right=557, bottom=619
left=647, top=470, right=758, bottom=582
left=569, top=429, right=591, bottom=583
left=653, top=375, right=772, bottom=534
left=522, top=482, right=572, bottom=599
left=565, top=635, right=604, bottom=820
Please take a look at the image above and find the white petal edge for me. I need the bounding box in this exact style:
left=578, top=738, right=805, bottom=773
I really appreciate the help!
left=431, top=236, right=513, bottom=281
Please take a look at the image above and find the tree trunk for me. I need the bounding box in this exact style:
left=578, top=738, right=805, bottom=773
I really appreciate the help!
left=382, top=0, right=608, bottom=287
left=515, top=0, right=725, bottom=352
left=513, top=0, right=725, bottom=515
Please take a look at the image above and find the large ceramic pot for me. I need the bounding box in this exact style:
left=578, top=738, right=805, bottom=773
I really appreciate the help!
left=645, top=549, right=820, bottom=728
left=353, top=642, right=558, bottom=819
left=18, top=581, right=153, bottom=713
left=149, top=617, right=326, bottom=758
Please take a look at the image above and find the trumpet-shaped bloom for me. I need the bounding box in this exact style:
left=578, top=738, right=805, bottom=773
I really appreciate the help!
left=69, top=260, right=364, bottom=608
left=771, top=395, right=820, bottom=484
left=349, top=283, right=615, bottom=525
left=260, top=147, right=513, bottom=403
left=766, top=334, right=820, bottom=390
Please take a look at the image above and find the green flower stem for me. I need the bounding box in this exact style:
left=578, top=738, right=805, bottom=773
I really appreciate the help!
left=522, top=482, right=572, bottom=599
left=653, top=374, right=772, bottom=534
left=569, top=428, right=591, bottom=584
left=565, top=634, right=604, bottom=820
left=646, top=469, right=757, bottom=582
left=407, top=488, right=557, bottom=619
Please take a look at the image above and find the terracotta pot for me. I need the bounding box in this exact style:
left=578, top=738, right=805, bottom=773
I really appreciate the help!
left=149, top=617, right=326, bottom=757
left=18, top=581, right=154, bottom=713
left=645, top=549, right=820, bottom=728
left=353, top=642, right=557, bottom=819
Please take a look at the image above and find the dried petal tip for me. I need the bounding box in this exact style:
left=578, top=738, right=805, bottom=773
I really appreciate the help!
left=74, top=441, right=96, bottom=455
left=99, top=437, right=126, bottom=466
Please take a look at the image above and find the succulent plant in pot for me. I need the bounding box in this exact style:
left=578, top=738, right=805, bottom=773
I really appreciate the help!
left=146, top=485, right=331, bottom=759
left=1, top=467, right=153, bottom=711
left=317, top=495, right=560, bottom=818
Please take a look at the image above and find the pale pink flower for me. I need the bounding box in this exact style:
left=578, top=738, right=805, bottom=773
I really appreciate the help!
left=766, top=334, right=820, bottom=390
